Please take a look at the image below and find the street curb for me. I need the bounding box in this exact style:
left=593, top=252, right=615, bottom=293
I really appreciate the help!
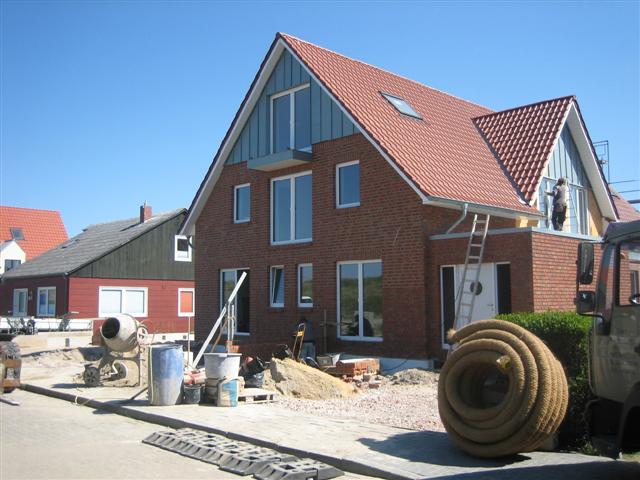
left=21, top=383, right=418, bottom=480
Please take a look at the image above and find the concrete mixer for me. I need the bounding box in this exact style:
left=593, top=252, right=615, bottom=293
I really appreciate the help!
left=82, top=314, right=150, bottom=387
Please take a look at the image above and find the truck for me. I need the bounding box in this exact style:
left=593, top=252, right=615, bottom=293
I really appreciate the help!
left=576, top=219, right=640, bottom=457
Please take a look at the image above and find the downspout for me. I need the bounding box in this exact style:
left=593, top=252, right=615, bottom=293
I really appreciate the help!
left=446, top=203, right=469, bottom=234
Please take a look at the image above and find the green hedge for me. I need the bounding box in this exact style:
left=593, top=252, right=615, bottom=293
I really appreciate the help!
left=496, top=311, right=594, bottom=451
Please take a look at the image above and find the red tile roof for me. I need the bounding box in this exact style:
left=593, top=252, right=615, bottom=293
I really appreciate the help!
left=610, top=188, right=640, bottom=222
left=280, top=33, right=537, bottom=215
left=474, top=96, right=574, bottom=202
left=0, top=206, right=68, bottom=260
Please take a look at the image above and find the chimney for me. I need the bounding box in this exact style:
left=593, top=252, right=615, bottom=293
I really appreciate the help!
left=139, top=202, right=152, bottom=223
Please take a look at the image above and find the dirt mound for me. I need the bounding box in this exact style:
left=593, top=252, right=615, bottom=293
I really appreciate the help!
left=23, top=347, right=103, bottom=367
left=265, top=358, right=357, bottom=400
left=390, top=368, right=438, bottom=386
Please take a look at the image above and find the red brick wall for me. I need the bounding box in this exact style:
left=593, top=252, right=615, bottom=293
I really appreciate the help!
left=195, top=133, right=430, bottom=359
left=67, top=277, right=195, bottom=333
left=0, top=276, right=68, bottom=317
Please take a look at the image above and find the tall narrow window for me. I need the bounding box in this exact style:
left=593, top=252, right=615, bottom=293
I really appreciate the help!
left=271, top=84, right=311, bottom=153
left=37, top=287, right=56, bottom=317
left=271, top=172, right=312, bottom=244
left=336, top=161, right=360, bottom=208
left=12, top=289, right=28, bottom=316
left=298, top=264, right=313, bottom=308
left=338, top=261, right=383, bottom=339
left=220, top=269, right=250, bottom=334
left=270, top=266, right=285, bottom=307
left=234, top=184, right=251, bottom=223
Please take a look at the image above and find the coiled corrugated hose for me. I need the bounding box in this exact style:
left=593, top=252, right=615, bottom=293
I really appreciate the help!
left=438, top=320, right=568, bottom=458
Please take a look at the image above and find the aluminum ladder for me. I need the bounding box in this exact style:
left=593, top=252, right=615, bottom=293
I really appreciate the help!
left=453, top=214, right=490, bottom=330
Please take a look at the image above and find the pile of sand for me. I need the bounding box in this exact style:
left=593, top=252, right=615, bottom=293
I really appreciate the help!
left=389, top=368, right=438, bottom=386
left=264, top=358, right=358, bottom=400
left=23, top=347, right=103, bottom=367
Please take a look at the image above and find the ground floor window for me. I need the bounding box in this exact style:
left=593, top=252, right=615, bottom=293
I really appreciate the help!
left=12, top=288, right=28, bottom=316
left=338, top=260, right=383, bottom=340
left=178, top=288, right=195, bottom=316
left=298, top=264, right=313, bottom=308
left=220, top=269, right=250, bottom=334
left=37, top=287, right=56, bottom=317
left=270, top=266, right=285, bottom=307
left=99, top=287, right=148, bottom=317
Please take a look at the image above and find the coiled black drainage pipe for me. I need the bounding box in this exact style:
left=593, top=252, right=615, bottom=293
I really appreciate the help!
left=438, top=320, right=568, bottom=458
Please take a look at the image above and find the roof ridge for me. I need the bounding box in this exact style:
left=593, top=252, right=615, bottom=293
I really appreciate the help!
left=0, top=205, right=62, bottom=214
left=277, top=32, right=494, bottom=114
left=473, top=95, right=575, bottom=121
left=83, top=208, right=184, bottom=229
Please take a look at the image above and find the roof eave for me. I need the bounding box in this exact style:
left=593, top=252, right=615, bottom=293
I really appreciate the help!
left=423, top=196, right=542, bottom=220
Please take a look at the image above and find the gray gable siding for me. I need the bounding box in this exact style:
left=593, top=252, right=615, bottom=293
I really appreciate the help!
left=225, top=50, right=357, bottom=165
left=72, top=215, right=193, bottom=281
left=545, top=125, right=590, bottom=188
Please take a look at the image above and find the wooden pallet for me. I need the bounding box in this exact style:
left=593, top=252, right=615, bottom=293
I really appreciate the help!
left=238, top=388, right=278, bottom=403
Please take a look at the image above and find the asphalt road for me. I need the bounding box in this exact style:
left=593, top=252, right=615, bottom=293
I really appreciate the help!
left=0, top=389, right=262, bottom=480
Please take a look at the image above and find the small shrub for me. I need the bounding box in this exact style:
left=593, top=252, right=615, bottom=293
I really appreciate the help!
left=496, top=311, right=595, bottom=450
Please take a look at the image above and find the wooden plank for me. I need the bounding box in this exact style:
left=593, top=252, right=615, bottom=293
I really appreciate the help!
left=283, top=50, right=291, bottom=90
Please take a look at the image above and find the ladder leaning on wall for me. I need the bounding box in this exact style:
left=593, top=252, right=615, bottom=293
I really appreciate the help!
left=453, top=214, right=491, bottom=331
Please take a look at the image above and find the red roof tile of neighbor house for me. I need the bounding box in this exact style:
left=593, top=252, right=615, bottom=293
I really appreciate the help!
left=280, top=33, right=538, bottom=215
left=610, top=188, right=640, bottom=222
left=474, top=96, right=575, bottom=202
left=0, top=206, right=68, bottom=260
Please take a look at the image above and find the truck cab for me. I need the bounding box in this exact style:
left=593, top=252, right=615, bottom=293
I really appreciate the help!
left=577, top=219, right=640, bottom=456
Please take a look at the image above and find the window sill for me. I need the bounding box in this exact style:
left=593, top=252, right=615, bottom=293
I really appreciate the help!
left=233, top=219, right=250, bottom=224
left=336, top=203, right=360, bottom=209
left=337, top=336, right=383, bottom=343
left=271, top=239, right=313, bottom=247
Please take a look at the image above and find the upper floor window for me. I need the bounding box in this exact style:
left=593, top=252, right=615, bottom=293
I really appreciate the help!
left=234, top=184, right=251, bottom=223
left=37, top=287, right=56, bottom=317
left=538, top=177, right=589, bottom=235
left=174, top=235, right=192, bottom=262
left=271, top=84, right=311, bottom=153
left=4, top=259, right=21, bottom=272
left=271, top=171, right=312, bottom=244
left=10, top=227, right=24, bottom=240
left=336, top=161, right=360, bottom=208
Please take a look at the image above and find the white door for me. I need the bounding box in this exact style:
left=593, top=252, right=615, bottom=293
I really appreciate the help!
left=455, top=263, right=497, bottom=325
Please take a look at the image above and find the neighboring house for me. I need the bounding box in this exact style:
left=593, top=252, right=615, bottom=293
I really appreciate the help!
left=0, top=206, right=68, bottom=261
left=0, top=240, right=26, bottom=275
left=610, top=187, right=640, bottom=222
left=180, top=33, right=620, bottom=364
left=1, top=205, right=195, bottom=334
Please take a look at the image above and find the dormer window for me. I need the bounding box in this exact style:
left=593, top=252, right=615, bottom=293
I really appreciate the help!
left=271, top=84, right=311, bottom=153
left=381, top=92, right=422, bottom=119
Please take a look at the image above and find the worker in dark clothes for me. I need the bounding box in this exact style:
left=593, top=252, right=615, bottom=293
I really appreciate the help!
left=546, top=177, right=568, bottom=231
left=299, top=317, right=316, bottom=360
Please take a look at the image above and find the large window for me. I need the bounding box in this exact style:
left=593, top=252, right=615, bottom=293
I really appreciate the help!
left=37, top=287, right=56, bottom=317
left=271, top=84, right=311, bottom=153
left=338, top=260, right=383, bottom=340
left=336, top=161, right=360, bottom=208
left=174, top=235, right=192, bottom=262
left=234, top=184, right=250, bottom=223
left=99, top=287, right=148, bottom=317
left=271, top=172, right=312, bottom=244
left=270, top=266, right=285, bottom=308
left=220, top=269, right=250, bottom=334
left=12, top=289, right=28, bottom=316
left=298, top=264, right=313, bottom=308
left=538, top=177, right=589, bottom=235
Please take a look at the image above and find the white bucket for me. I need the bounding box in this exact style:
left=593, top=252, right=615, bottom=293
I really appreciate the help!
left=217, top=377, right=239, bottom=407
left=204, top=353, right=241, bottom=380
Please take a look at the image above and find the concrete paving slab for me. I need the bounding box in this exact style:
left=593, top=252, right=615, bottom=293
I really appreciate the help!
left=20, top=368, right=640, bottom=480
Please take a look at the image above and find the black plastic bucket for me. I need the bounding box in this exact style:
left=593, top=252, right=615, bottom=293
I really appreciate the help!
left=183, top=384, right=202, bottom=404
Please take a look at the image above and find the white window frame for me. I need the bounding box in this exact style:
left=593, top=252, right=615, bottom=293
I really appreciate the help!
left=98, top=286, right=148, bottom=318
left=12, top=288, right=28, bottom=316
left=178, top=288, right=195, bottom=317
left=336, top=160, right=360, bottom=208
left=174, top=235, right=192, bottom=262
left=219, top=268, right=250, bottom=336
left=270, top=171, right=312, bottom=245
left=336, top=260, right=383, bottom=342
left=233, top=183, right=251, bottom=223
left=36, top=287, right=56, bottom=317
left=270, top=265, right=285, bottom=308
left=297, top=263, right=313, bottom=308
left=270, top=83, right=311, bottom=154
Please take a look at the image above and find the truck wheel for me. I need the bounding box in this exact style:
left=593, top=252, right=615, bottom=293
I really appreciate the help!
left=0, top=341, right=21, bottom=393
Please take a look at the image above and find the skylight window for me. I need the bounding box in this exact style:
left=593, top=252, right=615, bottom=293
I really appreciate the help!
left=381, top=92, right=422, bottom=119
left=10, top=228, right=24, bottom=240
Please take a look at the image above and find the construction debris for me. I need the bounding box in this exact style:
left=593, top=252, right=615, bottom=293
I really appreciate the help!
left=264, top=358, right=357, bottom=400
left=390, top=368, right=438, bottom=386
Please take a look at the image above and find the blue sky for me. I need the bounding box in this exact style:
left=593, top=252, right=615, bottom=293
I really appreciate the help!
left=2, top=0, right=638, bottom=236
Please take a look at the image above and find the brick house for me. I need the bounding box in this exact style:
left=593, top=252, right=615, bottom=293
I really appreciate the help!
left=1, top=206, right=195, bottom=334
left=180, top=33, right=620, bottom=366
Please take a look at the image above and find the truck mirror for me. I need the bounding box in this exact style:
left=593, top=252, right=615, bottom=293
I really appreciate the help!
left=578, top=242, right=594, bottom=285
left=576, top=291, right=596, bottom=314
